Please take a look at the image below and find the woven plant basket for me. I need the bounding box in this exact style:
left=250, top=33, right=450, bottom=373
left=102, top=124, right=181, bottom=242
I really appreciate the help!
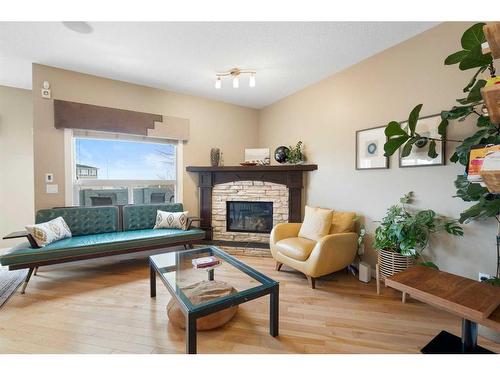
left=378, top=249, right=416, bottom=281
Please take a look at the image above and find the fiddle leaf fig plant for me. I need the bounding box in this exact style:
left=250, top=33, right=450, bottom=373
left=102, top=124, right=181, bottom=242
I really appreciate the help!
left=381, top=22, right=500, bottom=280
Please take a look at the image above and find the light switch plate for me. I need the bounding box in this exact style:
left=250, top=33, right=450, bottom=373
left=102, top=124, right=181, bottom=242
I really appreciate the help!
left=46, top=184, right=58, bottom=194
left=45, top=173, right=54, bottom=183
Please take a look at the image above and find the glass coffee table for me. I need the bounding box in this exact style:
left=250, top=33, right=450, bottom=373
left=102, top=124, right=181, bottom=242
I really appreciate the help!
left=149, top=246, right=279, bottom=354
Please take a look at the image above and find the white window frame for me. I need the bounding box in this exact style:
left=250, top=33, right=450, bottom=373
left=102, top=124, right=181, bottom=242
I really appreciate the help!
left=64, top=129, right=183, bottom=206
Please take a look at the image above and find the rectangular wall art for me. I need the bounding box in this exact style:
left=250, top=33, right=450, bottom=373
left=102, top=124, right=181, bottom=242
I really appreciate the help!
left=399, top=114, right=445, bottom=168
left=355, top=126, right=389, bottom=170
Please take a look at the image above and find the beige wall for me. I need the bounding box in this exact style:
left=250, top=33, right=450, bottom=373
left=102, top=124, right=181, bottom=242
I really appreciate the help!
left=0, top=85, right=34, bottom=247
left=33, top=64, right=259, bottom=215
left=258, top=22, right=497, bottom=279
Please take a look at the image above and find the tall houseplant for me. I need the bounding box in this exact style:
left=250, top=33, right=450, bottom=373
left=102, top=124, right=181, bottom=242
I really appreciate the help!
left=382, top=23, right=500, bottom=281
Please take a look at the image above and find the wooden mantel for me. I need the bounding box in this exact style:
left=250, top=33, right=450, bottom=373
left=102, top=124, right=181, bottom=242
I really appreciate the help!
left=186, top=164, right=318, bottom=239
left=186, top=164, right=318, bottom=172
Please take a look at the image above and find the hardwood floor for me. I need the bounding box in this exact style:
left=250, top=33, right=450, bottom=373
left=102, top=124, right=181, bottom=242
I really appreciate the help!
left=1, top=252, right=499, bottom=354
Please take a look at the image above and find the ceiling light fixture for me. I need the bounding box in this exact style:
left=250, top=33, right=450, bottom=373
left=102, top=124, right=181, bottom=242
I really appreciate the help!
left=232, top=76, right=239, bottom=89
left=249, top=73, right=256, bottom=88
left=215, top=76, right=222, bottom=89
left=215, top=68, right=256, bottom=89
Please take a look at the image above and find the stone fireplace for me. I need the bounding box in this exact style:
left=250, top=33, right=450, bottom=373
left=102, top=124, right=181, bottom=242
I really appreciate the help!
left=226, top=201, right=274, bottom=233
left=212, top=181, right=289, bottom=246
left=186, top=164, right=318, bottom=256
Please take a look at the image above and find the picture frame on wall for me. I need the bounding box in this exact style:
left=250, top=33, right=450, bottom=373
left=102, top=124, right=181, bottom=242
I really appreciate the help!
left=399, top=114, right=445, bottom=168
left=355, top=125, right=389, bottom=170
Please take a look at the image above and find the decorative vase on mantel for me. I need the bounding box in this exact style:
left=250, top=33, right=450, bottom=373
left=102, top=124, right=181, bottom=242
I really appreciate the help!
left=210, top=148, right=220, bottom=167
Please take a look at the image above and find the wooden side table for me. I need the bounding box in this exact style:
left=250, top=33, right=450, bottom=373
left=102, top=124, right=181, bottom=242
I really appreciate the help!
left=385, top=266, right=500, bottom=354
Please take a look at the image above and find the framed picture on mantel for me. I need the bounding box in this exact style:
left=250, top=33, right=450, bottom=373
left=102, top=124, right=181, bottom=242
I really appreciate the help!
left=355, top=125, right=389, bottom=170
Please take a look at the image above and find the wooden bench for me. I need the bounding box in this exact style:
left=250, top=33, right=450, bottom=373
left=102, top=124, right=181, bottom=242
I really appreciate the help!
left=385, top=265, right=500, bottom=354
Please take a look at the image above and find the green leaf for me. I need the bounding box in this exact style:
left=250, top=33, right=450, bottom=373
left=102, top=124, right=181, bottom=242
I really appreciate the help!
left=438, top=118, right=449, bottom=137
left=420, top=261, right=439, bottom=270
left=461, top=23, right=486, bottom=50
left=401, top=137, right=419, bottom=157
left=384, top=135, right=409, bottom=157
left=477, top=116, right=491, bottom=127
left=459, top=45, right=492, bottom=71
left=408, top=104, right=423, bottom=136
left=385, top=121, right=408, bottom=137
left=445, top=50, right=469, bottom=65
left=452, top=127, right=490, bottom=165
left=466, top=79, right=487, bottom=102
left=444, top=221, right=464, bottom=236
left=458, top=196, right=500, bottom=223
left=441, top=106, right=474, bottom=121
left=427, top=140, right=438, bottom=158
left=463, top=66, right=488, bottom=92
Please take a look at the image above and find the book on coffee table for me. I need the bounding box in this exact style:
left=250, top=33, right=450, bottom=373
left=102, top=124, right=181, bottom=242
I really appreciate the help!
left=192, top=256, right=220, bottom=269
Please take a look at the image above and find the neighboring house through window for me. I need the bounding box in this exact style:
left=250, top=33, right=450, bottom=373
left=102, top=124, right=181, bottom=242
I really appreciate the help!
left=71, top=130, right=178, bottom=206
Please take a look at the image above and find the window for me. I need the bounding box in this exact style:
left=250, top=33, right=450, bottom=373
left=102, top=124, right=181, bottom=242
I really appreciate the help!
left=71, top=130, right=178, bottom=206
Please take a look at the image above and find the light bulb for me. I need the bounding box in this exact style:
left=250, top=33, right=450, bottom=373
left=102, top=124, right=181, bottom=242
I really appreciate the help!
left=249, top=73, right=256, bottom=88
left=233, top=76, right=239, bottom=88
left=215, top=77, right=222, bottom=89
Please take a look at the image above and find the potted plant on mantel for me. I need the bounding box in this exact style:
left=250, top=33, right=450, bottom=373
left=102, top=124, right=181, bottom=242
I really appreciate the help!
left=373, top=192, right=463, bottom=298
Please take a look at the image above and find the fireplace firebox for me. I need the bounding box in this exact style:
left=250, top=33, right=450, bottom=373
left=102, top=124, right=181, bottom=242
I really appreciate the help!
left=226, top=201, right=273, bottom=234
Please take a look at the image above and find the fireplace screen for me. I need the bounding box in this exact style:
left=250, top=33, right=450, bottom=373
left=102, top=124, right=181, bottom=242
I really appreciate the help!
left=226, top=201, right=273, bottom=234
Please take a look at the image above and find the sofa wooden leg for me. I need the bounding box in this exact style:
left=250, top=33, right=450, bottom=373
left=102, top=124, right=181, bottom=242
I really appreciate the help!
left=275, top=262, right=283, bottom=271
left=20, top=268, right=34, bottom=294
left=33, top=266, right=39, bottom=276
left=306, top=275, right=316, bottom=289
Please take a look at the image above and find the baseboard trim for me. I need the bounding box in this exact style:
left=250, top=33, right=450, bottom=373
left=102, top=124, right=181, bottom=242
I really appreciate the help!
left=201, top=239, right=269, bottom=250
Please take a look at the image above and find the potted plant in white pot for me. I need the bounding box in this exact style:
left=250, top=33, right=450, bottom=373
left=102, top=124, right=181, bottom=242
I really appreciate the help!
left=373, top=192, right=464, bottom=299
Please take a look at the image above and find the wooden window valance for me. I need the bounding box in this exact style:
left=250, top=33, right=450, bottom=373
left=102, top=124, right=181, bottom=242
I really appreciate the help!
left=54, top=100, right=189, bottom=140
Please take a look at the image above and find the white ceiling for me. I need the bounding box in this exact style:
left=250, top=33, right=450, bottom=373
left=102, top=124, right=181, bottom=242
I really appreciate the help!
left=0, top=22, right=437, bottom=108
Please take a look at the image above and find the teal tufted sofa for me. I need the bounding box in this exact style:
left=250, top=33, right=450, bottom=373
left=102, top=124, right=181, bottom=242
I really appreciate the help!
left=1, top=204, right=205, bottom=293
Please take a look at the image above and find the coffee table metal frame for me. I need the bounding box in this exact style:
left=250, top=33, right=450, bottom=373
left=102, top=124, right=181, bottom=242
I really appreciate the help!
left=149, top=246, right=279, bottom=354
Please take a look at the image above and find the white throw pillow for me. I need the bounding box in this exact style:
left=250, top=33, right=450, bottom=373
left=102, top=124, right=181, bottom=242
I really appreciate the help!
left=154, top=210, right=189, bottom=230
left=298, top=206, right=333, bottom=241
left=26, top=216, right=72, bottom=247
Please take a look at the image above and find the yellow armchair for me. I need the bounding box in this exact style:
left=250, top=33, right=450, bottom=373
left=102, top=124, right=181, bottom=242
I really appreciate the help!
left=270, top=212, right=358, bottom=288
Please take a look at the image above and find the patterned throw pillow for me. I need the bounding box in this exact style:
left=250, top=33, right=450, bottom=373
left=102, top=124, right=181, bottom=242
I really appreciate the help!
left=154, top=210, right=189, bottom=230
left=26, top=216, right=72, bottom=247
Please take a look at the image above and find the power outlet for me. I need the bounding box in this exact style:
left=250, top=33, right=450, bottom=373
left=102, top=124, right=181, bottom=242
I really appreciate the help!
left=479, top=272, right=492, bottom=282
